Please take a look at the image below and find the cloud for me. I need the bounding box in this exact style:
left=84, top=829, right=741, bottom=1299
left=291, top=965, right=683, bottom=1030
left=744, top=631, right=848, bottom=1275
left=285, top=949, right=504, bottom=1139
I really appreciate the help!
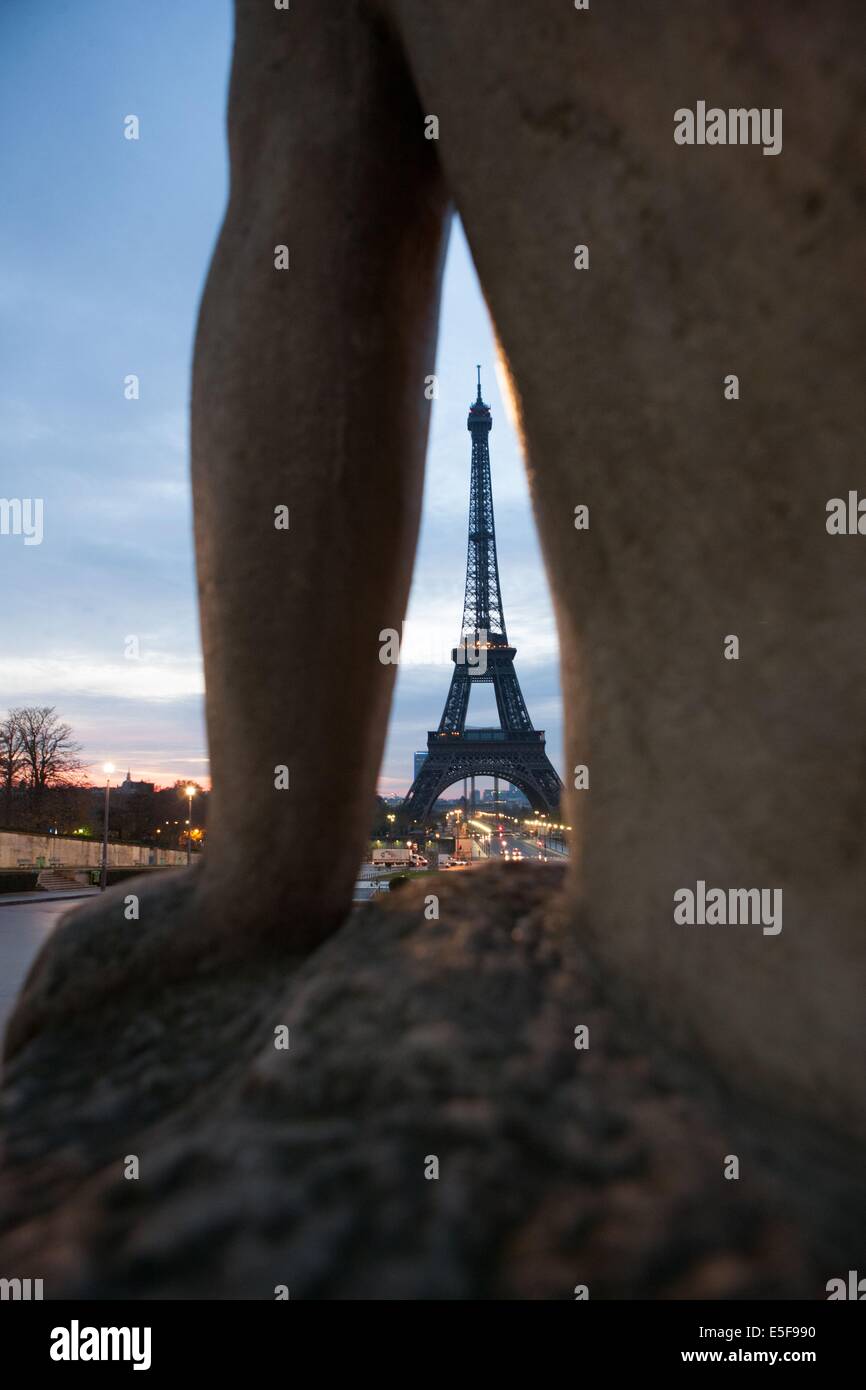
left=0, top=654, right=204, bottom=703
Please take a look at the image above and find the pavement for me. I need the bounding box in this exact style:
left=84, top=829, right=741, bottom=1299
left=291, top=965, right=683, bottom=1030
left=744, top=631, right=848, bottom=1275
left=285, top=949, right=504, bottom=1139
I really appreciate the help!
left=0, top=891, right=97, bottom=1037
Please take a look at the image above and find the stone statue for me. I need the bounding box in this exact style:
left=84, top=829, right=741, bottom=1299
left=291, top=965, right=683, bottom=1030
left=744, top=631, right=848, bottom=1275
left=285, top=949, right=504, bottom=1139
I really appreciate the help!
left=2, top=0, right=864, bottom=1298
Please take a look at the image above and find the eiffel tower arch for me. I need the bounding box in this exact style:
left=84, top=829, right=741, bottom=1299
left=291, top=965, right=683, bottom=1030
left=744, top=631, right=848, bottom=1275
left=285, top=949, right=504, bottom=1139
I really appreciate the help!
left=402, top=369, right=563, bottom=828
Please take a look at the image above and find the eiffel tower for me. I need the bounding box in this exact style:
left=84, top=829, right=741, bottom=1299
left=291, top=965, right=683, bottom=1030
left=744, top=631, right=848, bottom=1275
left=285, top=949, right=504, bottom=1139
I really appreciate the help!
left=402, top=368, right=563, bottom=827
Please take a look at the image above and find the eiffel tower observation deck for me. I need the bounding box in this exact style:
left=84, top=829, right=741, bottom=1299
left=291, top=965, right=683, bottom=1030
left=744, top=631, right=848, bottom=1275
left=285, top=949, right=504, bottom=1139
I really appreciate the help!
left=401, top=369, right=563, bottom=828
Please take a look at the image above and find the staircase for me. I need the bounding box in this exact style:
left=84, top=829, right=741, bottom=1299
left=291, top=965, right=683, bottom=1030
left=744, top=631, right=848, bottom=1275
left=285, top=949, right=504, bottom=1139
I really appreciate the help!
left=36, top=868, right=91, bottom=892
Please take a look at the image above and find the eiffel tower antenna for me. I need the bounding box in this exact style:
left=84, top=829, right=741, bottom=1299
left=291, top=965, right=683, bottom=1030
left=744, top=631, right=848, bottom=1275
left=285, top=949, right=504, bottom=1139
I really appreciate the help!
left=402, top=369, right=563, bottom=826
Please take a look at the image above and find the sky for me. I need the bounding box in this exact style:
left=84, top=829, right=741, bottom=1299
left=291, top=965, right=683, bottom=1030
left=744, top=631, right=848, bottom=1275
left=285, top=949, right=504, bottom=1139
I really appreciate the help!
left=0, top=0, right=562, bottom=798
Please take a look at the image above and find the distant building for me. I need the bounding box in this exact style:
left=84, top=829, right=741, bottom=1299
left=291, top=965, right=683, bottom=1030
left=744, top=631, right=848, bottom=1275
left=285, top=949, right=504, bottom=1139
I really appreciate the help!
left=502, top=786, right=530, bottom=807
left=117, top=770, right=155, bottom=797
left=413, top=751, right=428, bottom=781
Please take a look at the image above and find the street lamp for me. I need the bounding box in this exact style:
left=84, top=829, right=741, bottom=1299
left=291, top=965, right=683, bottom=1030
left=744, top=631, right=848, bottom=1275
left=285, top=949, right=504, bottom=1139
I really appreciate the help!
left=184, top=785, right=197, bottom=866
left=100, top=762, right=115, bottom=891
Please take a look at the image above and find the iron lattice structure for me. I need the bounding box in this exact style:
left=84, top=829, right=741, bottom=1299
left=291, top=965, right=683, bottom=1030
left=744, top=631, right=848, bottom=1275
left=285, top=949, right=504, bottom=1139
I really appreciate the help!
left=402, top=369, right=563, bottom=826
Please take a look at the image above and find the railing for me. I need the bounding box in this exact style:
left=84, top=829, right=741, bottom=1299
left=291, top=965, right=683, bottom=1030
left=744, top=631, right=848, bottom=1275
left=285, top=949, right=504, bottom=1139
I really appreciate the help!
left=429, top=728, right=544, bottom=743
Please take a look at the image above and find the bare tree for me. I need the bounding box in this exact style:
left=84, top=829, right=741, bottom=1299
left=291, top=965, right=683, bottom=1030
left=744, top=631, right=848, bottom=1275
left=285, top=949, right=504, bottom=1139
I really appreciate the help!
left=0, top=709, right=25, bottom=819
left=14, top=706, right=83, bottom=803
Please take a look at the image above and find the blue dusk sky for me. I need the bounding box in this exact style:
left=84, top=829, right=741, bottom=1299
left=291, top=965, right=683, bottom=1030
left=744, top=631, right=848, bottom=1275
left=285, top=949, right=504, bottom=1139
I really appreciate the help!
left=0, top=0, right=562, bottom=797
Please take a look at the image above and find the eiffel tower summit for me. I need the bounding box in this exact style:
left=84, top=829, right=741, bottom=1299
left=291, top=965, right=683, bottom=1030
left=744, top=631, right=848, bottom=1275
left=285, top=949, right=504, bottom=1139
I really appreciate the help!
left=402, top=369, right=563, bottom=828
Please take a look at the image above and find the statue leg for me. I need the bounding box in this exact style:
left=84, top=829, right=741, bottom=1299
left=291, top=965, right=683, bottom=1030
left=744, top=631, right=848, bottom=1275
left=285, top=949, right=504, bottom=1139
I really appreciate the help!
left=189, top=1, right=450, bottom=946
left=4, top=1, right=449, bottom=1057
left=389, top=0, right=866, bottom=1138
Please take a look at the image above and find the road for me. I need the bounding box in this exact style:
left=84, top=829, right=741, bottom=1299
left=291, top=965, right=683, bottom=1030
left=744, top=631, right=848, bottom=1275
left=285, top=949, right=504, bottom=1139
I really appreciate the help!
left=483, top=823, right=569, bottom=865
left=0, top=891, right=96, bottom=1037
left=467, top=817, right=569, bottom=861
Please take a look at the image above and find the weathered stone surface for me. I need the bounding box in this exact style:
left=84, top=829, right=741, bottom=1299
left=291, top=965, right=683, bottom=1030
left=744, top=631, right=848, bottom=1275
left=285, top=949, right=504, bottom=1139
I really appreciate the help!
left=0, top=865, right=861, bottom=1298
